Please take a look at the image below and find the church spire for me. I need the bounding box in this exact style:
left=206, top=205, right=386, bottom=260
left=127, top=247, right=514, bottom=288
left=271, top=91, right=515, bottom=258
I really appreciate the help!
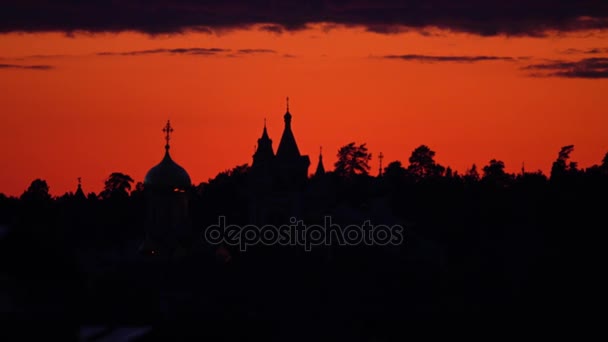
left=277, top=98, right=300, bottom=159
left=262, top=118, right=270, bottom=140
left=315, top=146, right=325, bottom=177
left=163, top=120, right=173, bottom=151
left=284, top=96, right=292, bottom=127
left=253, top=118, right=275, bottom=166
left=75, top=177, right=86, bottom=200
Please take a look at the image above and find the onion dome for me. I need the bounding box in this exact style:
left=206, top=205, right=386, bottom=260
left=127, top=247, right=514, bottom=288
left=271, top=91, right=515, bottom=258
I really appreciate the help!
left=144, top=120, right=191, bottom=191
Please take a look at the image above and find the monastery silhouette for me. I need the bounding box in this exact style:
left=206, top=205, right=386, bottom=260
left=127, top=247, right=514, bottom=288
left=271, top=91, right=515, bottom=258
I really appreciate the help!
left=139, top=98, right=325, bottom=257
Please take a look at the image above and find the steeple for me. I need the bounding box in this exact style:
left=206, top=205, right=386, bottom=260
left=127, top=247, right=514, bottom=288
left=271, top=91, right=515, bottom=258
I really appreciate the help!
left=144, top=120, right=191, bottom=190
left=283, top=96, right=293, bottom=127
left=163, top=120, right=173, bottom=151
left=253, top=118, right=275, bottom=166
left=262, top=118, right=270, bottom=140
left=74, top=177, right=86, bottom=200
left=315, top=146, right=325, bottom=177
left=276, top=97, right=301, bottom=159
left=141, top=120, right=192, bottom=258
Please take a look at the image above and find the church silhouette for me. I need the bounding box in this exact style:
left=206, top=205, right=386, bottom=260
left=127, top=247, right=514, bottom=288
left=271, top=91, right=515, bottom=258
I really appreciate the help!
left=138, top=98, right=325, bottom=257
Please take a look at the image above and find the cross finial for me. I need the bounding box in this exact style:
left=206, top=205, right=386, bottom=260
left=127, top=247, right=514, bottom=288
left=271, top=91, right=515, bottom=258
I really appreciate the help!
left=320, top=146, right=323, bottom=156
left=77, top=177, right=81, bottom=185
left=378, top=152, right=384, bottom=177
left=163, top=120, right=173, bottom=150
left=264, top=117, right=266, bottom=127
left=286, top=96, right=289, bottom=112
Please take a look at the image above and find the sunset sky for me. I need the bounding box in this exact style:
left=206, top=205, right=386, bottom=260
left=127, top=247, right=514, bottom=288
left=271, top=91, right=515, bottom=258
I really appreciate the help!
left=1, top=1, right=607, bottom=197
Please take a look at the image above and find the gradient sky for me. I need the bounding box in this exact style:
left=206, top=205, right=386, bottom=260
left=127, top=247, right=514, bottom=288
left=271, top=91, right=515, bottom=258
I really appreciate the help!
left=1, top=3, right=608, bottom=197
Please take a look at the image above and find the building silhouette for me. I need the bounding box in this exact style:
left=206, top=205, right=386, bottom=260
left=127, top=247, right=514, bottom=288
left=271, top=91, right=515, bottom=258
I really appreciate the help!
left=74, top=177, right=86, bottom=201
left=315, top=146, right=325, bottom=177
left=138, top=100, right=313, bottom=251
left=249, top=98, right=311, bottom=225
left=139, top=120, right=192, bottom=257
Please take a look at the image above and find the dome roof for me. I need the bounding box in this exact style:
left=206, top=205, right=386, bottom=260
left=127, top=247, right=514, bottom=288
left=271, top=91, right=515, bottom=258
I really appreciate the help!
left=144, top=149, right=191, bottom=190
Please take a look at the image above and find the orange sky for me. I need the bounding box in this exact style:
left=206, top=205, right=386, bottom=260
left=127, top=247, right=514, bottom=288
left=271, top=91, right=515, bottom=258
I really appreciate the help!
left=1, top=25, right=607, bottom=196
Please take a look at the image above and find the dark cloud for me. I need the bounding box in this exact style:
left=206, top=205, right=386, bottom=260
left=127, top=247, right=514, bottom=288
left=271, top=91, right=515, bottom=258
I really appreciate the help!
left=383, top=54, right=516, bottom=63
left=523, top=57, right=608, bottom=78
left=1, top=1, right=607, bottom=37
left=96, top=48, right=229, bottom=56
left=96, top=47, right=275, bottom=56
left=0, top=63, right=53, bottom=70
left=259, top=24, right=284, bottom=34
left=236, top=49, right=276, bottom=54
left=1, top=47, right=279, bottom=61
left=560, top=47, right=608, bottom=54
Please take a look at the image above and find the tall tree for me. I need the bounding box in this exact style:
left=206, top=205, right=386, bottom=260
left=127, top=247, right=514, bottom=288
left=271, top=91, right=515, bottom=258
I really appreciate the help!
left=384, top=161, right=407, bottom=180
left=407, top=145, right=445, bottom=179
left=445, top=166, right=453, bottom=178
left=464, top=164, right=480, bottom=183
left=482, top=159, right=506, bottom=179
left=550, top=145, right=578, bottom=180
left=482, top=159, right=513, bottom=187
left=100, top=172, right=134, bottom=200
left=334, top=142, right=372, bottom=178
left=20, top=179, right=51, bottom=202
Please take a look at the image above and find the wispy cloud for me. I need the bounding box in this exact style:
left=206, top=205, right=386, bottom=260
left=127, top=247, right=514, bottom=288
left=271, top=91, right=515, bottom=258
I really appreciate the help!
left=96, top=48, right=230, bottom=56
left=2, top=47, right=278, bottom=61
left=96, top=47, right=279, bottom=57
left=236, top=49, right=276, bottom=54
left=0, top=63, right=54, bottom=70
left=560, top=47, right=608, bottom=55
left=382, top=54, right=517, bottom=63
left=523, top=58, right=608, bottom=78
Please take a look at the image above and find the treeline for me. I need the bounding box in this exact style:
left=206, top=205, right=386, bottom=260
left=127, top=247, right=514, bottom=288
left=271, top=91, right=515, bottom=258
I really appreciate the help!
left=0, top=143, right=606, bottom=321
left=1, top=143, right=607, bottom=232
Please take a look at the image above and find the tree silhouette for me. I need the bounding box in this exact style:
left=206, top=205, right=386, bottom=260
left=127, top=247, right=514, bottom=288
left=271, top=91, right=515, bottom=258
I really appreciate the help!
left=550, top=145, right=578, bottom=180
left=3, top=135, right=608, bottom=328
left=99, top=172, right=134, bottom=200
left=464, top=164, right=480, bottom=183
left=20, top=179, right=51, bottom=202
left=130, top=182, right=145, bottom=196
left=334, top=142, right=372, bottom=178
left=407, top=145, right=445, bottom=179
left=194, top=164, right=251, bottom=225
left=445, top=166, right=454, bottom=178
left=384, top=161, right=407, bottom=180
left=482, top=159, right=506, bottom=178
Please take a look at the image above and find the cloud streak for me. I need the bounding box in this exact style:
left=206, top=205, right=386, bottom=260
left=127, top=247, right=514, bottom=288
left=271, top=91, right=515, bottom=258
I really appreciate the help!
left=560, top=47, right=608, bottom=55
left=237, top=49, right=276, bottom=54
left=523, top=58, right=608, bottom=78
left=96, top=48, right=230, bottom=56
left=96, top=47, right=276, bottom=57
left=382, top=54, right=516, bottom=63
left=1, top=1, right=607, bottom=37
left=0, top=63, right=53, bottom=70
